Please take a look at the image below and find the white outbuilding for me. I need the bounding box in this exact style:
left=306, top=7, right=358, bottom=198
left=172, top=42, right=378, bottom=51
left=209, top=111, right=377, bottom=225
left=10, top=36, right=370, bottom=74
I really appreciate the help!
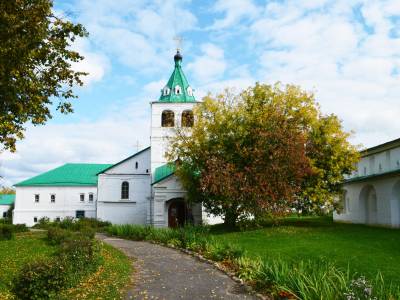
left=334, top=138, right=400, bottom=227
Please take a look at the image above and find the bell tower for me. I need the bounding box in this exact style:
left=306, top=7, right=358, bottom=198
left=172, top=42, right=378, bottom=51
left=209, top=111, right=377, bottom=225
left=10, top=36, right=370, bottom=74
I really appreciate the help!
left=150, top=51, right=197, bottom=181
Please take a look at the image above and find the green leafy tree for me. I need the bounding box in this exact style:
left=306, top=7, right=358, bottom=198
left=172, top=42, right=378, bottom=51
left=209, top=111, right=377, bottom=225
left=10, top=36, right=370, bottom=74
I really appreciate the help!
left=0, top=0, right=88, bottom=151
left=168, top=83, right=360, bottom=225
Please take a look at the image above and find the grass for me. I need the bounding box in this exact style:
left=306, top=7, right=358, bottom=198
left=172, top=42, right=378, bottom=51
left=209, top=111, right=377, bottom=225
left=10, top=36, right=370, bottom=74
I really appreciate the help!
left=0, top=232, right=131, bottom=299
left=0, top=231, right=56, bottom=299
left=59, top=243, right=131, bottom=300
left=210, top=216, right=400, bottom=285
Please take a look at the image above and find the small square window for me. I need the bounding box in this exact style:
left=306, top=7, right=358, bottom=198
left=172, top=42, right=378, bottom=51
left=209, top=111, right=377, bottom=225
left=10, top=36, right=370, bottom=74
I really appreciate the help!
left=88, top=193, right=94, bottom=202
left=3, top=212, right=7, bottom=218
left=55, top=217, right=61, bottom=222
left=76, top=210, right=85, bottom=219
left=34, top=194, right=39, bottom=203
left=80, top=194, right=85, bottom=202
left=34, top=217, right=38, bottom=223
left=50, top=194, right=56, bottom=203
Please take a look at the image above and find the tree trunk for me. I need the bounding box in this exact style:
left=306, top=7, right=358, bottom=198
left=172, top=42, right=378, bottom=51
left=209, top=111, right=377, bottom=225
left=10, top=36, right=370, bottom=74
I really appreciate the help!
left=223, top=209, right=239, bottom=227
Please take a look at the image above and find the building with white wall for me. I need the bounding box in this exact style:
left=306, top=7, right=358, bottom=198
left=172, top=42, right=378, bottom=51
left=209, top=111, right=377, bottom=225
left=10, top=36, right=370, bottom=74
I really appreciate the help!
left=0, top=194, right=15, bottom=219
left=334, top=138, right=400, bottom=227
left=13, top=51, right=220, bottom=227
left=14, top=164, right=111, bottom=226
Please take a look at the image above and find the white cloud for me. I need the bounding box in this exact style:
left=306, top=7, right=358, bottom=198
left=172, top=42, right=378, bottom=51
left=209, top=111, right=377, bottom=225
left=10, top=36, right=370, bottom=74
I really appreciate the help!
left=187, top=43, right=227, bottom=84
left=210, top=0, right=260, bottom=30
left=74, top=0, right=197, bottom=74
left=248, top=0, right=400, bottom=148
left=71, top=39, right=110, bottom=85
left=0, top=97, right=151, bottom=187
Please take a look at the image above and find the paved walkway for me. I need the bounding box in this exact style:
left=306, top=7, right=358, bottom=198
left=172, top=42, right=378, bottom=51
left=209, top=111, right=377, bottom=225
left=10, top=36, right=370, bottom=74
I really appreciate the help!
left=97, top=234, right=257, bottom=300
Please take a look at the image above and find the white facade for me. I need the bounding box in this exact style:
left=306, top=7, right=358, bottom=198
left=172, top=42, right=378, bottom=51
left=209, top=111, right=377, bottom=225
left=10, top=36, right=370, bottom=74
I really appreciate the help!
left=150, top=102, right=196, bottom=176
left=0, top=205, right=11, bottom=219
left=97, top=148, right=151, bottom=225
left=14, top=186, right=97, bottom=226
left=334, top=138, right=400, bottom=227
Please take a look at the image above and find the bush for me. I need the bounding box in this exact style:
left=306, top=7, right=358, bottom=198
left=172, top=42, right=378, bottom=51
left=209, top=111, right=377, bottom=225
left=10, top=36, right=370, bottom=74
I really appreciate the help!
left=58, top=236, right=101, bottom=275
left=0, top=224, right=14, bottom=240
left=107, top=224, right=154, bottom=240
left=12, top=223, right=29, bottom=233
left=12, top=258, right=67, bottom=300
left=47, top=227, right=72, bottom=245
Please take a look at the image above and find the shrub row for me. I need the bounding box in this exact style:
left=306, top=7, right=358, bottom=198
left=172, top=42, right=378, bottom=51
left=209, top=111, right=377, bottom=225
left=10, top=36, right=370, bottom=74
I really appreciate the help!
left=12, top=226, right=100, bottom=299
left=34, top=217, right=111, bottom=232
left=0, top=223, right=28, bottom=240
left=107, top=224, right=400, bottom=300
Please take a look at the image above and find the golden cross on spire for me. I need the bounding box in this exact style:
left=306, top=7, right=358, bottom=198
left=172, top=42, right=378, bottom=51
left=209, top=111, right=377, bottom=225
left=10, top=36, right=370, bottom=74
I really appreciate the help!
left=173, top=36, right=183, bottom=52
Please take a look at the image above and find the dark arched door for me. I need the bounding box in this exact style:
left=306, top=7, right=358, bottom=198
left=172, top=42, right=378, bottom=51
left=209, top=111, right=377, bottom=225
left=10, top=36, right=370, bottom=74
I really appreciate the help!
left=168, top=199, right=186, bottom=228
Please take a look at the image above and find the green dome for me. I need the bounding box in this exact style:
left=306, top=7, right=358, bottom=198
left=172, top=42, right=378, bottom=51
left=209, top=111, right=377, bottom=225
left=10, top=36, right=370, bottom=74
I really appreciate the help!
left=158, top=51, right=196, bottom=103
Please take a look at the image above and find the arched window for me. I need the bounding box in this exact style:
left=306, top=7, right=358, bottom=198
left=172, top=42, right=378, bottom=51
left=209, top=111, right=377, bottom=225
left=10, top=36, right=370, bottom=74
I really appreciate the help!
left=175, top=85, right=182, bottom=95
left=162, top=110, right=175, bottom=127
left=163, top=86, right=170, bottom=96
left=181, top=110, right=194, bottom=127
left=121, top=181, right=129, bottom=199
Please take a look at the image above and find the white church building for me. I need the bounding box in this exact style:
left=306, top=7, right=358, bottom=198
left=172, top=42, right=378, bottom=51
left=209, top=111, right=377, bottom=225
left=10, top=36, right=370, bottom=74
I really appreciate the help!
left=13, top=51, right=216, bottom=227
left=334, top=138, right=400, bottom=227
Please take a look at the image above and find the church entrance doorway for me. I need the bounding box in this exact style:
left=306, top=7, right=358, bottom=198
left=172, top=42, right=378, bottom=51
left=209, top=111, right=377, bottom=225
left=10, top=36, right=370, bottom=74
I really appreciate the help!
left=168, top=198, right=186, bottom=228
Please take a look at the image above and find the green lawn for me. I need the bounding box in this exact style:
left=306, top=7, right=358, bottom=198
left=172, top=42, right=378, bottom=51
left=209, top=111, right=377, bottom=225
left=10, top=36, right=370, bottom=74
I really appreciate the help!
left=210, top=216, right=400, bottom=285
left=0, top=231, right=131, bottom=299
left=0, top=231, right=56, bottom=298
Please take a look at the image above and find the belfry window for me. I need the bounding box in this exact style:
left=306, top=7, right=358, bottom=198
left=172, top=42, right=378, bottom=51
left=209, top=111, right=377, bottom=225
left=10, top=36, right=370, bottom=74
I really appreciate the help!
left=161, top=110, right=175, bottom=127
left=175, top=85, right=182, bottom=95
left=181, top=110, right=194, bottom=127
left=121, top=181, right=129, bottom=199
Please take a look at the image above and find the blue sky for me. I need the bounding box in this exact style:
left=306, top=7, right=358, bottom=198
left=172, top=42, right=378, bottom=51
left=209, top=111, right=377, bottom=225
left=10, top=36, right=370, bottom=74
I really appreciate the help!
left=2, top=0, right=400, bottom=186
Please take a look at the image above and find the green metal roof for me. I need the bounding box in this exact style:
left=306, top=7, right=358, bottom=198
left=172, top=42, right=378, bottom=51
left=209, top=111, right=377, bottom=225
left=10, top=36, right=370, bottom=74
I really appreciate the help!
left=344, top=168, right=400, bottom=184
left=0, top=194, right=15, bottom=205
left=153, top=163, right=176, bottom=184
left=158, top=51, right=196, bottom=103
left=15, top=163, right=113, bottom=187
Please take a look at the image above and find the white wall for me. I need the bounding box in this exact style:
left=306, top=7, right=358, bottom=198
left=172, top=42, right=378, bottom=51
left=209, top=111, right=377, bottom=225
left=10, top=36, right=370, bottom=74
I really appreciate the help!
left=334, top=176, right=400, bottom=227
left=150, top=102, right=197, bottom=178
left=0, top=205, right=10, bottom=219
left=14, top=186, right=97, bottom=226
left=97, top=148, right=151, bottom=224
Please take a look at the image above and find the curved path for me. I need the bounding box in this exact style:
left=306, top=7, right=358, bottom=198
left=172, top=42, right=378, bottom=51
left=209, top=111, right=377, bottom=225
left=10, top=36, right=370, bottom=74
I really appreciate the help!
left=97, top=234, right=257, bottom=300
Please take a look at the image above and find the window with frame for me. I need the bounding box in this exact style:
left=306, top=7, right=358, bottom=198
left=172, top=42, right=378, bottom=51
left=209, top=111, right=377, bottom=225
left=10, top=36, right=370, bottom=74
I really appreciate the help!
left=3, top=212, right=6, bottom=218
left=55, top=217, right=61, bottom=222
left=76, top=210, right=85, bottom=219
left=34, top=194, right=39, bottom=203
left=135, top=162, right=138, bottom=169
left=181, top=110, right=194, bottom=127
left=50, top=194, right=56, bottom=203
left=121, top=181, right=129, bottom=199
left=161, top=110, right=175, bottom=127
left=34, top=217, right=38, bottom=223
left=89, top=193, right=94, bottom=202
left=80, top=193, right=85, bottom=202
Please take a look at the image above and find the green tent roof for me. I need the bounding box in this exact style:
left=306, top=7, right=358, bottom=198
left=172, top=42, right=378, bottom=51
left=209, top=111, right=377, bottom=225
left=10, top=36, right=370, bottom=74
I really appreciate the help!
left=0, top=194, right=15, bottom=205
left=158, top=51, right=196, bottom=103
left=153, top=163, right=176, bottom=184
left=15, top=163, right=113, bottom=187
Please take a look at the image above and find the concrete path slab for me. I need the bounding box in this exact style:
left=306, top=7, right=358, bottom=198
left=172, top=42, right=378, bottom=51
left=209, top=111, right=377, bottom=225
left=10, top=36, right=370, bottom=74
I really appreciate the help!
left=97, top=234, right=257, bottom=300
